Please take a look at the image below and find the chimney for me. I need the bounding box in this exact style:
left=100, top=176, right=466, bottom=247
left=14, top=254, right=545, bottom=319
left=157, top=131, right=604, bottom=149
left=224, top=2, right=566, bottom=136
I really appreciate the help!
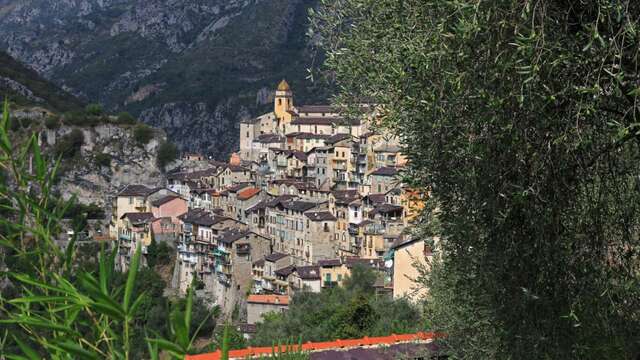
left=230, top=152, right=241, bottom=165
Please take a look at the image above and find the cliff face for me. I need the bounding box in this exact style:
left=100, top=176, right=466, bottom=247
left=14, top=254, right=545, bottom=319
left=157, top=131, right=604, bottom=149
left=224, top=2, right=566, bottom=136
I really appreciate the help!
left=0, top=0, right=330, bottom=158
left=2, top=47, right=165, bottom=210
left=49, top=124, right=167, bottom=208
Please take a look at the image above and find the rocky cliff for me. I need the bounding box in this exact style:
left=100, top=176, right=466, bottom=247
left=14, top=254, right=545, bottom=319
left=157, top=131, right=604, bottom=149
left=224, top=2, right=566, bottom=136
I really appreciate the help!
left=47, top=124, right=167, bottom=208
left=0, top=0, right=331, bottom=158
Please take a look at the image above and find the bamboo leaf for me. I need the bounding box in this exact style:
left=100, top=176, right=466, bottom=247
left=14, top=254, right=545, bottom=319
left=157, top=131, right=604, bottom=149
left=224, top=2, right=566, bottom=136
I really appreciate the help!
left=49, top=341, right=98, bottom=360
left=12, top=336, right=41, bottom=360
left=146, top=338, right=186, bottom=356
left=123, top=242, right=141, bottom=313
left=185, top=284, right=193, bottom=334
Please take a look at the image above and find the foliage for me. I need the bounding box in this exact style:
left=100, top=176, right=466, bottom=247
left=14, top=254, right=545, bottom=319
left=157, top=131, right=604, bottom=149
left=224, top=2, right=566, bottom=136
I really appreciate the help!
left=311, top=0, right=640, bottom=358
left=94, top=153, right=112, bottom=167
left=45, top=116, right=61, bottom=130
left=0, top=101, right=212, bottom=359
left=116, top=112, right=137, bottom=125
left=0, top=51, right=83, bottom=112
left=85, top=103, right=104, bottom=116
left=54, top=128, right=84, bottom=158
left=133, top=123, right=153, bottom=145
left=146, top=238, right=173, bottom=268
left=157, top=140, right=178, bottom=169
left=251, top=265, right=423, bottom=346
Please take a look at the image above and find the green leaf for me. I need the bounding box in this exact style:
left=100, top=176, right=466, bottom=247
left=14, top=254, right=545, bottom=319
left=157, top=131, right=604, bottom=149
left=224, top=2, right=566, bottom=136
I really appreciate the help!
left=0, top=318, right=75, bottom=334
left=12, top=336, right=41, bottom=360
left=29, top=135, right=45, bottom=180
left=185, top=284, right=193, bottom=334
left=49, top=341, right=98, bottom=360
left=123, top=242, right=142, bottom=313
left=9, top=296, right=69, bottom=304
left=146, top=338, right=186, bottom=356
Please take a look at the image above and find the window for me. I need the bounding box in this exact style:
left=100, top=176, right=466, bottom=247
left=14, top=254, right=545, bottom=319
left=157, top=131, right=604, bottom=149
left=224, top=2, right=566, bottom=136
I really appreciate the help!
left=337, top=274, right=342, bottom=281
left=129, top=197, right=133, bottom=205
left=278, top=99, right=282, bottom=105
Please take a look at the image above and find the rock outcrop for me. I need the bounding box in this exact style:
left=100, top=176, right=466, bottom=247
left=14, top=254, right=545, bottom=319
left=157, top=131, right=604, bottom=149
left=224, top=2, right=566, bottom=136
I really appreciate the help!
left=0, top=0, right=331, bottom=158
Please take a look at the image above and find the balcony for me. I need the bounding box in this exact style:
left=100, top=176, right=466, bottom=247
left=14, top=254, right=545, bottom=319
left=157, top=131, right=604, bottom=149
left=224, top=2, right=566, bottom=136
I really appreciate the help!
left=212, top=248, right=229, bottom=257
left=236, top=244, right=251, bottom=255
left=119, top=233, right=131, bottom=241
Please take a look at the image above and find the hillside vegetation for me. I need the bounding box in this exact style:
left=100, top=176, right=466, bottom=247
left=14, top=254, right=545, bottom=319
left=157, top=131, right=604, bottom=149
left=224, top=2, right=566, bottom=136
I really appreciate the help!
left=0, top=51, right=83, bottom=112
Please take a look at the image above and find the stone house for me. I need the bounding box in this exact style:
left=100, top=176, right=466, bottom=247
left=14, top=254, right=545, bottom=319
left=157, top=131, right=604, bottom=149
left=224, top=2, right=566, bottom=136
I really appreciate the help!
left=290, top=265, right=321, bottom=293
left=110, top=185, right=177, bottom=240
left=368, top=166, right=400, bottom=194
left=246, top=295, right=289, bottom=325
left=211, top=229, right=272, bottom=315
left=265, top=198, right=325, bottom=263
left=261, top=253, right=292, bottom=294
left=117, top=212, right=154, bottom=271
left=303, top=211, right=338, bottom=264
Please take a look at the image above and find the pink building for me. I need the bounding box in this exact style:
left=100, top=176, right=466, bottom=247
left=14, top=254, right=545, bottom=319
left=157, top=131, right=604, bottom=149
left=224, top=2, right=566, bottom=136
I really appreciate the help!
left=150, top=195, right=188, bottom=238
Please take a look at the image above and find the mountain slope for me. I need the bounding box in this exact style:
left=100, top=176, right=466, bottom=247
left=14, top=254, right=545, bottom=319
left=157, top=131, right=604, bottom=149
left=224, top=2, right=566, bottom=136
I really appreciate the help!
left=0, top=0, right=330, bottom=158
left=0, top=50, right=83, bottom=112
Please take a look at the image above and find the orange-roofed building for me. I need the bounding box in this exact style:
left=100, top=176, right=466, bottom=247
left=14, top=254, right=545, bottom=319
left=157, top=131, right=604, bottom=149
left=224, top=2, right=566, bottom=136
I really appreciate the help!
left=184, top=331, right=444, bottom=360
left=237, top=187, right=261, bottom=201
left=246, top=295, right=289, bottom=324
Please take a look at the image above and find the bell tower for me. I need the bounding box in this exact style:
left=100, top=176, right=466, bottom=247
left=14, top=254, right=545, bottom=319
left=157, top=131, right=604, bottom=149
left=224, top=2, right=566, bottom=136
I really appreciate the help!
left=274, top=79, right=293, bottom=133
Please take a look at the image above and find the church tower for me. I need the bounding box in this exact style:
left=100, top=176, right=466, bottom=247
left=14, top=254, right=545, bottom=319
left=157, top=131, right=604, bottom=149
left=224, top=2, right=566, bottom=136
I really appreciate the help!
left=274, top=79, right=294, bottom=133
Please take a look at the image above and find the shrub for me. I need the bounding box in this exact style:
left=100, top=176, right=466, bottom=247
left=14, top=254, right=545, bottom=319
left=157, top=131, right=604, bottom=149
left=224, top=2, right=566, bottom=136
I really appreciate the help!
left=85, top=103, right=103, bottom=116
left=44, top=116, right=60, bottom=129
left=63, top=110, right=87, bottom=126
left=54, top=128, right=84, bottom=158
left=157, top=140, right=178, bottom=169
left=116, top=111, right=137, bottom=125
left=133, top=123, right=153, bottom=145
left=95, top=153, right=111, bottom=167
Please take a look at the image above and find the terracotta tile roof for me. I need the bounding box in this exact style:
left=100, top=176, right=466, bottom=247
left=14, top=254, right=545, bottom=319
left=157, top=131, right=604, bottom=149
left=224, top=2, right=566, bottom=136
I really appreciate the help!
left=275, top=265, right=296, bottom=277
left=291, top=117, right=338, bottom=125
left=151, top=195, right=181, bottom=207
left=184, top=332, right=442, bottom=360
left=117, top=184, right=157, bottom=197
left=237, top=187, right=260, bottom=200
left=120, top=212, right=154, bottom=223
left=252, top=259, right=265, bottom=267
left=295, top=265, right=320, bottom=280
left=255, top=133, right=284, bottom=143
left=246, top=294, right=289, bottom=306
left=296, top=105, right=338, bottom=114
left=318, top=259, right=342, bottom=267
left=304, top=211, right=337, bottom=222
left=217, top=229, right=251, bottom=245
left=370, top=166, right=400, bottom=176
left=265, top=252, right=288, bottom=262
left=324, top=133, right=352, bottom=145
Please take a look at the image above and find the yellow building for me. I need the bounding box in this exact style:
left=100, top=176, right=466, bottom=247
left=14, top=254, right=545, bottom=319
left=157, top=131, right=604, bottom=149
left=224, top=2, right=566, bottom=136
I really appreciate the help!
left=274, top=79, right=294, bottom=133
left=391, top=238, right=431, bottom=302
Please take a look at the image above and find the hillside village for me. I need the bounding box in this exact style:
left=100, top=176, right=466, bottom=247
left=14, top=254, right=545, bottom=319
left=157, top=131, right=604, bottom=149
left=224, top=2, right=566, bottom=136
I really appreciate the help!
left=108, top=80, right=430, bottom=334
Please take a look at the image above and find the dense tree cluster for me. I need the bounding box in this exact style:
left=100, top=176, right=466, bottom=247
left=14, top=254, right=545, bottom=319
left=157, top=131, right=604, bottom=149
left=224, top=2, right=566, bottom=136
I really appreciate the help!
left=251, top=265, right=424, bottom=346
left=311, top=1, right=640, bottom=358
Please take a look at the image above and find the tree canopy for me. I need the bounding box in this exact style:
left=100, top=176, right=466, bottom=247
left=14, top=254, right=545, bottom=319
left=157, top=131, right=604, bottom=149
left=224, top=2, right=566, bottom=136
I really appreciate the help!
left=312, top=1, right=640, bottom=358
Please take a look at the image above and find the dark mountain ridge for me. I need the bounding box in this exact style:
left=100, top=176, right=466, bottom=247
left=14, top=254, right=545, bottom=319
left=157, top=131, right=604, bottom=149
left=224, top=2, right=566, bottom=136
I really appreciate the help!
left=0, top=0, right=330, bottom=158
